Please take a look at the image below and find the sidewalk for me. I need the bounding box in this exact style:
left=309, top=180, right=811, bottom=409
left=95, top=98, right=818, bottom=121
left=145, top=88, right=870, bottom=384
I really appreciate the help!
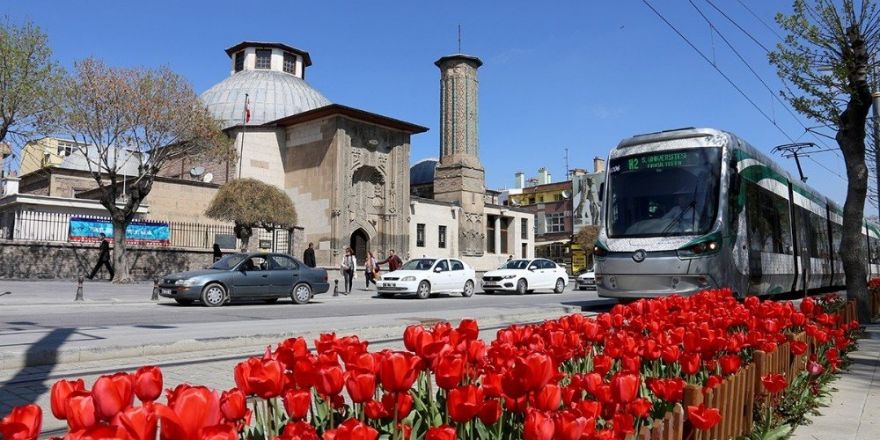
left=791, top=324, right=880, bottom=440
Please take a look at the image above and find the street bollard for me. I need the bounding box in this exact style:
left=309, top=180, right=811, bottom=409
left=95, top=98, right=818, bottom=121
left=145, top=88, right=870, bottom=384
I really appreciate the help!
left=75, top=276, right=84, bottom=301
left=151, top=278, right=159, bottom=301
left=333, top=279, right=339, bottom=297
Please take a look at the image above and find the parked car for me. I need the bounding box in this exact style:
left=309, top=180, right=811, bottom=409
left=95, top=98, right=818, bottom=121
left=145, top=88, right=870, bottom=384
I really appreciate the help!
left=376, top=258, right=476, bottom=299
left=481, top=258, right=568, bottom=294
left=158, top=252, right=329, bottom=307
left=576, top=268, right=596, bottom=290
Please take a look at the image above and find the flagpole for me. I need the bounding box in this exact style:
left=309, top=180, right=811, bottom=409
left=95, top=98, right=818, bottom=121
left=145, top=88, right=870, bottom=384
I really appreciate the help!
left=238, top=93, right=249, bottom=179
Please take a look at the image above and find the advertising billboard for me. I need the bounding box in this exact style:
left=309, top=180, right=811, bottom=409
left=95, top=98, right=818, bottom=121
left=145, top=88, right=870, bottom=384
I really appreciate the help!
left=69, top=217, right=170, bottom=245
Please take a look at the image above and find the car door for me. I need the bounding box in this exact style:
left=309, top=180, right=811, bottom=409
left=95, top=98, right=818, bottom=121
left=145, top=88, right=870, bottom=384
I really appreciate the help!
left=449, top=259, right=467, bottom=291
left=525, top=259, right=543, bottom=289
left=536, top=259, right=554, bottom=289
left=233, top=255, right=270, bottom=297
left=432, top=259, right=452, bottom=292
left=543, top=260, right=563, bottom=288
left=268, top=255, right=299, bottom=296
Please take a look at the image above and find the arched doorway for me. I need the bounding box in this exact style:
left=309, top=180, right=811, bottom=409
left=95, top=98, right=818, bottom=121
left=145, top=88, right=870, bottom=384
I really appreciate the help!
left=350, top=229, right=369, bottom=264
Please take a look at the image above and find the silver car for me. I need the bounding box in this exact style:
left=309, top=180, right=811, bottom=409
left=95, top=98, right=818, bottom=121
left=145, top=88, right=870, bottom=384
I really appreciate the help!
left=158, top=252, right=329, bottom=306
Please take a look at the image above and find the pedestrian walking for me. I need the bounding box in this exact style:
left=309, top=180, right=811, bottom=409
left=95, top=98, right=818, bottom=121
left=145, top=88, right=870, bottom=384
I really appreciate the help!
left=303, top=242, right=316, bottom=268
left=364, top=251, right=379, bottom=289
left=377, top=249, right=403, bottom=272
left=87, top=233, right=114, bottom=280
left=340, top=247, right=357, bottom=295
left=213, top=243, right=222, bottom=262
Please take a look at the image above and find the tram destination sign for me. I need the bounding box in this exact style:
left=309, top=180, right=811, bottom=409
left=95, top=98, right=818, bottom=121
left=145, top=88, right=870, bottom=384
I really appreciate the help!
left=611, top=150, right=698, bottom=173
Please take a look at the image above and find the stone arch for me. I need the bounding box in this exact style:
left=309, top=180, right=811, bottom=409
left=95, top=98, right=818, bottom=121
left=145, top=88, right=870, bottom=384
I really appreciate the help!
left=351, top=165, right=386, bottom=216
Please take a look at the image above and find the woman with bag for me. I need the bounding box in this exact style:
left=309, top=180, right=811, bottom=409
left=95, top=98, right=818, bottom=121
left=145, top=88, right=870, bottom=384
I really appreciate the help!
left=340, top=247, right=357, bottom=295
left=364, top=251, right=379, bottom=289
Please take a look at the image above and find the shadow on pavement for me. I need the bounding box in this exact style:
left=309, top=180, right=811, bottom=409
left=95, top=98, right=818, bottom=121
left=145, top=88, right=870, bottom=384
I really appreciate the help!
left=562, top=298, right=618, bottom=313
left=0, top=327, right=75, bottom=407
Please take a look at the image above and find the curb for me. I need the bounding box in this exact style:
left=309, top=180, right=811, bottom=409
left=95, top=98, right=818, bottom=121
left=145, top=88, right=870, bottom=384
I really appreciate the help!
left=0, top=305, right=580, bottom=371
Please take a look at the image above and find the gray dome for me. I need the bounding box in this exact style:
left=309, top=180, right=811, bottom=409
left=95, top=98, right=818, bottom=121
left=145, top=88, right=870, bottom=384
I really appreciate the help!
left=410, top=158, right=438, bottom=186
left=200, top=70, right=331, bottom=128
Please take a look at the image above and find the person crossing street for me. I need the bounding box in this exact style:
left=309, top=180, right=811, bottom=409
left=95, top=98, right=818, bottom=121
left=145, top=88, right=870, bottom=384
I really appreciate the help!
left=87, top=233, right=114, bottom=281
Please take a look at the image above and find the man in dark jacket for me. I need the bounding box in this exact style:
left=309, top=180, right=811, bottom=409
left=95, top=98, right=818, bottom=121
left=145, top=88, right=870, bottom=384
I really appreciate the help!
left=303, top=242, right=317, bottom=268
left=88, top=233, right=114, bottom=280
left=377, top=249, right=402, bottom=272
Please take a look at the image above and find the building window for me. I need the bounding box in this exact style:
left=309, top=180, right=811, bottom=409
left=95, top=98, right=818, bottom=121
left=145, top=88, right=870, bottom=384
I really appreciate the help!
left=416, top=223, right=425, bottom=247
left=283, top=52, right=297, bottom=74
left=521, top=218, right=528, bottom=239
left=500, top=218, right=509, bottom=254
left=546, top=212, right=565, bottom=233
left=255, top=49, right=272, bottom=69
left=487, top=217, right=496, bottom=253
left=234, top=51, right=245, bottom=72
left=554, top=194, right=563, bottom=201
left=528, top=197, right=536, bottom=204
left=57, top=142, right=73, bottom=157
left=438, top=225, right=446, bottom=248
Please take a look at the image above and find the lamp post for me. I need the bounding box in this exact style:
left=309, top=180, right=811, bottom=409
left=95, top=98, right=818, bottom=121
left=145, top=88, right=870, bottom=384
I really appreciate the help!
left=872, top=64, right=880, bottom=219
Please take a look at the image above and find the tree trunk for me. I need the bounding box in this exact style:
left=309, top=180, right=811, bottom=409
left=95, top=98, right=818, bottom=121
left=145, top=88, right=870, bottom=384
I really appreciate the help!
left=111, top=218, right=133, bottom=284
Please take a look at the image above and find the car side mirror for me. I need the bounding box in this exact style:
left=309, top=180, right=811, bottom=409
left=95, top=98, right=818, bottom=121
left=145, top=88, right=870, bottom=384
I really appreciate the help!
left=434, top=267, right=443, bottom=273
left=528, top=266, right=537, bottom=271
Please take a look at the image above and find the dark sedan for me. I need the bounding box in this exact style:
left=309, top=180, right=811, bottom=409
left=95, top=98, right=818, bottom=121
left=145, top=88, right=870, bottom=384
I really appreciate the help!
left=158, top=252, right=329, bottom=306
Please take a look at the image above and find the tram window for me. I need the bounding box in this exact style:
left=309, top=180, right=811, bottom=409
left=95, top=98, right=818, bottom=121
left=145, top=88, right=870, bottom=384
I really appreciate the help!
left=871, top=237, right=880, bottom=264
left=831, top=222, right=842, bottom=257
left=808, top=211, right=830, bottom=258
left=746, top=182, right=792, bottom=254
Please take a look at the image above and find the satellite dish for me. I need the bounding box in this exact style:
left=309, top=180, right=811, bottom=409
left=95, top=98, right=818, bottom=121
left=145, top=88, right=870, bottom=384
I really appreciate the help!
left=561, top=190, right=571, bottom=199
left=202, top=172, right=214, bottom=183
left=190, top=166, right=205, bottom=177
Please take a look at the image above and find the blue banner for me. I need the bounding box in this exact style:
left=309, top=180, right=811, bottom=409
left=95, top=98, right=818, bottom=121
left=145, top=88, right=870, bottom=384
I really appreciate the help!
left=69, top=217, right=170, bottom=245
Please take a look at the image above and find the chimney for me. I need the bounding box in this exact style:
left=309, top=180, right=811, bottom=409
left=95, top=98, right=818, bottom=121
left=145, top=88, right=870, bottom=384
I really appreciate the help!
left=537, top=167, right=552, bottom=185
left=593, top=157, right=606, bottom=173
left=515, top=171, right=525, bottom=189
left=1, top=176, right=20, bottom=197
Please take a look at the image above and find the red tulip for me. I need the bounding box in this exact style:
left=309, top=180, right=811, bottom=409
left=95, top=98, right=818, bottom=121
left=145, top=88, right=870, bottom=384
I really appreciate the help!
left=363, top=399, right=388, bottom=420
left=478, top=399, right=501, bottom=425
left=680, top=352, right=702, bottom=375
left=133, top=366, right=163, bottom=403
left=382, top=392, right=413, bottom=420
left=687, top=404, right=722, bottom=430
left=591, top=354, right=613, bottom=375
left=65, top=390, right=98, bottom=431
left=379, top=352, right=421, bottom=392
left=92, top=372, right=134, bottom=420
left=522, top=353, right=556, bottom=391
left=718, top=354, right=741, bottom=375
left=277, top=421, right=320, bottom=440
left=316, top=364, right=345, bottom=397
left=65, top=425, right=129, bottom=439
left=434, top=354, right=465, bottom=390
left=612, top=373, right=640, bottom=403
left=612, top=413, right=636, bottom=434
left=523, top=409, right=555, bottom=440
left=199, top=424, right=238, bottom=440
left=283, top=388, right=311, bottom=420
left=554, top=410, right=588, bottom=440
left=50, top=378, right=84, bottom=420
left=447, top=384, right=484, bottom=422
left=627, top=398, right=653, bottom=418
left=325, top=418, right=379, bottom=440
left=761, top=373, right=787, bottom=394
left=660, top=345, right=680, bottom=363
left=345, top=371, right=377, bottom=403
left=219, top=388, right=247, bottom=421
left=115, top=405, right=158, bottom=440
left=0, top=404, right=42, bottom=440
left=790, top=340, right=808, bottom=356
left=457, top=319, right=480, bottom=340
left=480, top=372, right=502, bottom=398
left=234, top=357, right=284, bottom=399
left=425, top=425, right=456, bottom=440
left=532, top=384, right=562, bottom=411
left=156, top=386, right=221, bottom=440
left=806, top=359, right=825, bottom=376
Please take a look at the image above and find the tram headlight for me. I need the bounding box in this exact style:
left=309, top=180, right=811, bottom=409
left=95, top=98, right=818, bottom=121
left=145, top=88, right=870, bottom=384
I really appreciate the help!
left=677, top=233, right=722, bottom=258
left=593, top=241, right=609, bottom=258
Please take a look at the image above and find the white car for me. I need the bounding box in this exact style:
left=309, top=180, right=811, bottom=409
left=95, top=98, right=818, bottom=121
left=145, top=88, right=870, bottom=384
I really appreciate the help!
left=481, top=258, right=568, bottom=294
left=576, top=269, right=596, bottom=290
left=377, top=258, right=476, bottom=299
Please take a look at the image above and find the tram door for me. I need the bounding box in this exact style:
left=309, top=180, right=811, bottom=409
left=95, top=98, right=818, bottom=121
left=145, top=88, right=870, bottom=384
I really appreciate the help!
left=794, top=205, right=814, bottom=293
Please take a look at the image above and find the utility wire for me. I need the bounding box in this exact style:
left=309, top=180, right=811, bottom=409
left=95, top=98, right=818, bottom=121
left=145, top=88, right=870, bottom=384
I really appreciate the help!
left=734, top=0, right=785, bottom=41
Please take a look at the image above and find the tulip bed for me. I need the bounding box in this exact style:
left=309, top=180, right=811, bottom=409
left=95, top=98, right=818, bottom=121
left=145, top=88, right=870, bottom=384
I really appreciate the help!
left=0, top=289, right=861, bottom=440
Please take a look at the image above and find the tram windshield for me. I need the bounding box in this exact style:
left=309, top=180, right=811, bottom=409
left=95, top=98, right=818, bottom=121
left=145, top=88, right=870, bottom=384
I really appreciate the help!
left=606, top=147, right=721, bottom=238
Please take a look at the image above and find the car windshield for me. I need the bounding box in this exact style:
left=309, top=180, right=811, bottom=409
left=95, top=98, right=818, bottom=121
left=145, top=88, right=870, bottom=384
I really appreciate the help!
left=501, top=259, right=531, bottom=270
left=606, top=147, right=722, bottom=237
left=401, top=258, right=437, bottom=270
left=210, top=254, right=248, bottom=270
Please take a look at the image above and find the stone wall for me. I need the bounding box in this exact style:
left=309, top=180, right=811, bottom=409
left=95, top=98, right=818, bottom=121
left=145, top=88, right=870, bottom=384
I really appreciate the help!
left=0, top=240, right=215, bottom=281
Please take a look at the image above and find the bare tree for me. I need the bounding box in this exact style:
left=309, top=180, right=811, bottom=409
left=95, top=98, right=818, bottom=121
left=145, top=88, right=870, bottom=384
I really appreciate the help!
left=574, top=225, right=600, bottom=270
left=54, top=58, right=230, bottom=283
left=770, top=0, right=880, bottom=322
left=205, top=178, right=298, bottom=251
left=0, top=19, right=62, bottom=164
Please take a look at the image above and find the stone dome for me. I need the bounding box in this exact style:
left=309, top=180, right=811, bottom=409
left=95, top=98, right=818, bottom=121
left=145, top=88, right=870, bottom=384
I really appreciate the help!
left=200, top=70, right=331, bottom=128
left=410, top=158, right=439, bottom=186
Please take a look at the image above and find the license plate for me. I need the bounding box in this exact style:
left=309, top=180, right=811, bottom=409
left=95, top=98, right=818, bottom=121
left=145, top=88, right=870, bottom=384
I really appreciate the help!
left=384, top=283, right=396, bottom=287
left=160, top=288, right=172, bottom=294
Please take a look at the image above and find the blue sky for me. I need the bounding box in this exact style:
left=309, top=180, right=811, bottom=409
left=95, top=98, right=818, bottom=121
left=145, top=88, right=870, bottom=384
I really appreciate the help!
left=3, top=0, right=853, bottom=205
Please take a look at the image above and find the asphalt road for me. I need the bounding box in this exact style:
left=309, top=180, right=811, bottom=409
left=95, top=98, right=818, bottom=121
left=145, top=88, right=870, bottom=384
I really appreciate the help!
left=0, top=284, right=606, bottom=330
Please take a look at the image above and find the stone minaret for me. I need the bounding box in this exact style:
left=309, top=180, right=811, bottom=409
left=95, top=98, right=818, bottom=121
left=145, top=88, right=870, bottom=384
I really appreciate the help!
left=433, top=54, right=485, bottom=256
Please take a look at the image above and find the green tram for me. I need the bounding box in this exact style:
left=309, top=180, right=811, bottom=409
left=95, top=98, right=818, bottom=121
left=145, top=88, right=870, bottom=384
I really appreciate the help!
left=594, top=127, right=880, bottom=299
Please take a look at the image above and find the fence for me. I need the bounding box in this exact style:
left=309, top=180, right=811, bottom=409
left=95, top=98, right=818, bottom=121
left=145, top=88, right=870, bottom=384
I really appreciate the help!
left=0, top=210, right=277, bottom=251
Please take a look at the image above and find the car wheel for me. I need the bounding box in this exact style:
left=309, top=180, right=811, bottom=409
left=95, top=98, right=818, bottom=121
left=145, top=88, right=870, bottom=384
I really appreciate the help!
left=554, top=278, right=566, bottom=293
left=174, top=298, right=194, bottom=306
left=516, top=279, right=527, bottom=295
left=416, top=281, right=431, bottom=299
left=462, top=280, right=475, bottom=297
left=291, top=283, right=312, bottom=305
left=263, top=298, right=279, bottom=304
left=201, top=283, right=227, bottom=307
